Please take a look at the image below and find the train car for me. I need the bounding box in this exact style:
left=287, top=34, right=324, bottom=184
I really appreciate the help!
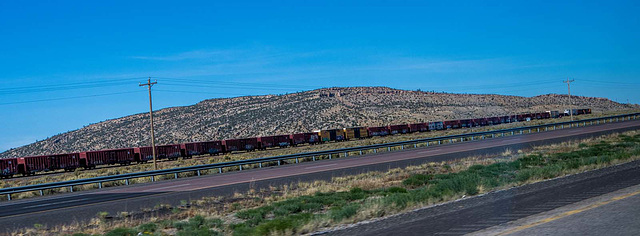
left=547, top=110, right=560, bottom=118
left=273, top=134, right=292, bottom=147
left=318, top=129, right=346, bottom=142
left=135, top=144, right=182, bottom=162
left=388, top=124, right=410, bottom=134
left=459, top=119, right=473, bottom=128
left=409, top=123, right=428, bottom=132
left=290, top=133, right=320, bottom=146
left=487, top=117, right=501, bottom=125
left=473, top=118, right=488, bottom=126
left=223, top=138, right=258, bottom=152
left=17, top=153, right=81, bottom=175
left=443, top=120, right=461, bottom=129
left=428, top=121, right=444, bottom=131
left=577, top=108, right=591, bottom=115
left=257, top=136, right=275, bottom=149
left=0, top=158, right=18, bottom=178
left=181, top=141, right=225, bottom=157
left=344, top=127, right=368, bottom=140
left=80, top=148, right=136, bottom=169
left=367, top=126, right=390, bottom=136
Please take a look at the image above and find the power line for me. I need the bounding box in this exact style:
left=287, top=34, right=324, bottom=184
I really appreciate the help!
left=0, top=91, right=143, bottom=106
left=0, top=77, right=145, bottom=95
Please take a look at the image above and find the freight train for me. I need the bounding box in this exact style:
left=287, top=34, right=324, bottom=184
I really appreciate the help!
left=0, top=109, right=591, bottom=178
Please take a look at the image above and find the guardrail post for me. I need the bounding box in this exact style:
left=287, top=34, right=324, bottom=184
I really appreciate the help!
left=511, top=131, right=514, bottom=135
left=174, top=173, right=178, bottom=179
left=537, top=128, right=540, bottom=132
left=426, top=142, right=429, bottom=146
left=295, top=158, right=299, bottom=164
left=218, top=168, right=222, bottom=173
left=374, top=149, right=377, bottom=153
left=197, top=170, right=201, bottom=176
left=151, top=176, right=155, bottom=182
left=7, top=194, right=10, bottom=201
left=239, top=165, right=243, bottom=170
left=125, top=179, right=129, bottom=185
left=414, top=144, right=417, bottom=148
left=360, top=150, right=364, bottom=155
left=460, top=137, right=464, bottom=142
left=345, top=152, right=349, bottom=156
left=313, top=156, right=316, bottom=161
left=40, top=190, right=44, bottom=196
left=98, top=182, right=102, bottom=189
left=529, top=129, right=531, bottom=133
left=492, top=134, right=495, bottom=138
left=520, top=130, right=523, bottom=134
left=278, top=160, right=281, bottom=166
left=561, top=125, right=564, bottom=129
left=438, top=140, right=441, bottom=145
left=401, top=145, right=404, bottom=150
left=617, top=118, right=619, bottom=122
left=70, top=186, right=74, bottom=192
left=471, top=136, right=474, bottom=141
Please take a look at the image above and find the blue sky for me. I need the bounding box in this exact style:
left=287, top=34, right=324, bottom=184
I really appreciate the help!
left=1, top=1, right=639, bottom=152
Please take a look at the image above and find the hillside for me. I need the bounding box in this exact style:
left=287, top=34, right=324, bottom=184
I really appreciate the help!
left=1, top=87, right=637, bottom=158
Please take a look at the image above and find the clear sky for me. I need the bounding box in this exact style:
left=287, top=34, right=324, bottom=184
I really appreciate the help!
left=1, top=0, right=639, bottom=152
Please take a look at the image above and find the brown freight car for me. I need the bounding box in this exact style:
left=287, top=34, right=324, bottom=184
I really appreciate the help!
left=223, top=138, right=258, bottom=152
left=17, top=153, right=81, bottom=175
left=0, top=158, right=18, bottom=178
left=181, top=141, right=225, bottom=157
left=80, top=148, right=136, bottom=169
left=289, top=133, right=320, bottom=146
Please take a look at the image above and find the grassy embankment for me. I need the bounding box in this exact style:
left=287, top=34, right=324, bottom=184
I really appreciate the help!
left=14, top=129, right=640, bottom=236
left=1, top=110, right=637, bottom=201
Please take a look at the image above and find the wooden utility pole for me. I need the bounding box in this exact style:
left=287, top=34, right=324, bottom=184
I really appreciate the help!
left=140, top=77, right=158, bottom=170
left=564, top=78, right=575, bottom=121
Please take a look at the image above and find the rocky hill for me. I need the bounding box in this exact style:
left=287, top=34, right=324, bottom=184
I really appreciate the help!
left=1, top=87, right=637, bottom=158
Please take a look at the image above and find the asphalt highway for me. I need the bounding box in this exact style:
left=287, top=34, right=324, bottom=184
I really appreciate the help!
left=1, top=120, right=640, bottom=233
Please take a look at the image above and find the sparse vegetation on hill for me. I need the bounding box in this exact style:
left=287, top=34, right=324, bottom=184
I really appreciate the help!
left=1, top=87, right=637, bottom=158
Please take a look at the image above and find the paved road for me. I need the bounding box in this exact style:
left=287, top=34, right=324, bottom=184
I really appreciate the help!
left=475, top=183, right=640, bottom=236
left=1, top=120, right=640, bottom=233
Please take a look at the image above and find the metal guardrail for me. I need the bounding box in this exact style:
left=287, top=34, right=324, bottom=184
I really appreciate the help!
left=2, top=113, right=639, bottom=200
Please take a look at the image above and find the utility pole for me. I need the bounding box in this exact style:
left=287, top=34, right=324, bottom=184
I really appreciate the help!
left=564, top=78, right=575, bottom=121
left=140, top=77, right=158, bottom=170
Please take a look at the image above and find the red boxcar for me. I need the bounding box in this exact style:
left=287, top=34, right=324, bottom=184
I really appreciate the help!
left=181, top=141, right=225, bottom=157
left=273, top=134, right=292, bottom=147
left=409, top=123, right=428, bottom=132
left=80, top=148, right=136, bottom=168
left=487, top=117, right=501, bottom=125
left=18, top=153, right=81, bottom=175
left=459, top=119, right=473, bottom=128
left=135, top=144, right=182, bottom=162
left=290, top=133, right=320, bottom=146
left=367, top=126, right=390, bottom=136
left=444, top=120, right=461, bottom=129
left=0, top=158, right=18, bottom=178
left=223, top=138, right=258, bottom=152
left=388, top=124, right=410, bottom=134
left=471, top=118, right=486, bottom=127
left=428, top=122, right=444, bottom=131
left=257, top=136, right=275, bottom=150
